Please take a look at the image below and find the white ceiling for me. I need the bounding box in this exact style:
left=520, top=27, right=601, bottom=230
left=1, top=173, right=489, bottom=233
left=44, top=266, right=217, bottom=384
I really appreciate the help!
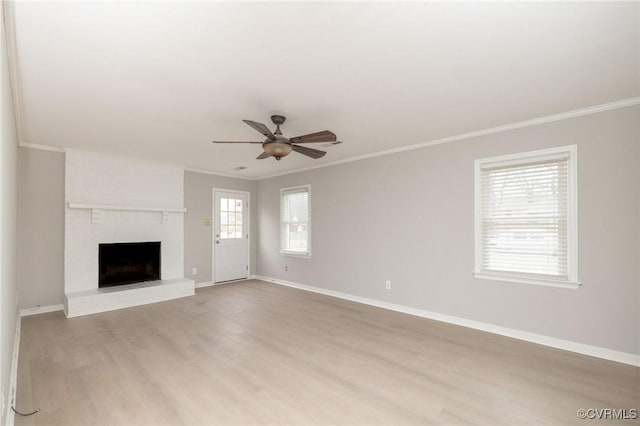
left=11, top=1, right=639, bottom=178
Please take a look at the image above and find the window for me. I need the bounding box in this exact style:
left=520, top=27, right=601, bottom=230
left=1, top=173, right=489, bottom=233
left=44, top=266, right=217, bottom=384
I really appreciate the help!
left=280, top=185, right=311, bottom=256
left=474, top=145, right=579, bottom=288
left=219, top=197, right=244, bottom=239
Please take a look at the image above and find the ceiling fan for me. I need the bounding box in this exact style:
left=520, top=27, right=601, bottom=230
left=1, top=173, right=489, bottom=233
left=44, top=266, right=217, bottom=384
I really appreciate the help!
left=212, top=115, right=337, bottom=161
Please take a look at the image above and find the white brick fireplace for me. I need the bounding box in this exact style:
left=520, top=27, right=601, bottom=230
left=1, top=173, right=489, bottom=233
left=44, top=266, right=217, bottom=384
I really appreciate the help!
left=64, top=149, right=194, bottom=317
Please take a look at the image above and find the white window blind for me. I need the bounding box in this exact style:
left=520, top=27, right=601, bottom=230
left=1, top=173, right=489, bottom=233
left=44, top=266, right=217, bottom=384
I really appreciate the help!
left=475, top=146, right=579, bottom=288
left=280, top=186, right=310, bottom=255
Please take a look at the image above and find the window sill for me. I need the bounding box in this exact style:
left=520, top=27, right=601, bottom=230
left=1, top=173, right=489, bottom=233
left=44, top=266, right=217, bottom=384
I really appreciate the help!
left=280, top=251, right=312, bottom=259
left=473, top=271, right=581, bottom=289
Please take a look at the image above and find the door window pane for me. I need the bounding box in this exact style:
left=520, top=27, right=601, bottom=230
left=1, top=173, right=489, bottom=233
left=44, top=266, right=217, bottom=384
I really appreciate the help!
left=220, top=198, right=244, bottom=239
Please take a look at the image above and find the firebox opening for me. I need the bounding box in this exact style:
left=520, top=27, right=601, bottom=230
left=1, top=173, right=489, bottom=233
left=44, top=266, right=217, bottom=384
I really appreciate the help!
left=99, top=242, right=161, bottom=288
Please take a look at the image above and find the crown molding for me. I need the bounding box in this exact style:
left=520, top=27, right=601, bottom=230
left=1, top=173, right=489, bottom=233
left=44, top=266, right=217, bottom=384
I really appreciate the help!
left=18, top=97, right=639, bottom=182
left=259, top=97, right=640, bottom=180
left=19, top=143, right=258, bottom=181
left=3, top=0, right=25, bottom=143
left=18, top=142, right=65, bottom=153
left=184, top=167, right=257, bottom=181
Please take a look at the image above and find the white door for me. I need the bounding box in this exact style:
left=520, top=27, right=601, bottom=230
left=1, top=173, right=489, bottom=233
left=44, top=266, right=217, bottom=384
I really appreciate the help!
left=213, top=190, right=249, bottom=283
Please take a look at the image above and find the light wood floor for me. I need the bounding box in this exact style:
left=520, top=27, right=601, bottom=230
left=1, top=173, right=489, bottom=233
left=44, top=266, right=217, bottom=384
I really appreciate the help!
left=16, top=280, right=639, bottom=425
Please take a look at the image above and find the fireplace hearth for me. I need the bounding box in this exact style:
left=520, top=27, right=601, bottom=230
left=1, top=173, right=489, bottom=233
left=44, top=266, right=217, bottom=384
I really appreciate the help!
left=99, top=242, right=161, bottom=288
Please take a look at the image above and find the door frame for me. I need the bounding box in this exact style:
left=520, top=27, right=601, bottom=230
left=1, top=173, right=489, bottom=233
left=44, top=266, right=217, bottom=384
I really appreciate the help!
left=211, top=188, right=251, bottom=285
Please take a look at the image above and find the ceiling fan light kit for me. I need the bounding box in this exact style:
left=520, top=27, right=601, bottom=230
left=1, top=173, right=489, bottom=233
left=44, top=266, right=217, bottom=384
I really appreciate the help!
left=212, top=115, right=339, bottom=161
left=263, top=140, right=293, bottom=160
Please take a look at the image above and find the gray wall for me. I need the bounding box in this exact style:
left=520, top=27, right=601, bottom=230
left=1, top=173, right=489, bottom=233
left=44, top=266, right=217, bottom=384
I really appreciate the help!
left=184, top=171, right=258, bottom=283
left=17, top=148, right=65, bottom=308
left=1, top=8, right=19, bottom=424
left=256, top=106, right=640, bottom=355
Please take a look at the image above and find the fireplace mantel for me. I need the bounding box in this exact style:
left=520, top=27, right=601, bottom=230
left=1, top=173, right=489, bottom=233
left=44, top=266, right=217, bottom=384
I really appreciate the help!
left=67, top=202, right=187, bottom=213
left=67, top=202, right=187, bottom=224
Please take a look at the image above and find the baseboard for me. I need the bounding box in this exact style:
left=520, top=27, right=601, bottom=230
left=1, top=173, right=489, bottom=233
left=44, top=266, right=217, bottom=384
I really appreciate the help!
left=19, top=304, right=64, bottom=317
left=5, top=314, right=20, bottom=426
left=255, top=275, right=640, bottom=367
left=196, top=276, right=257, bottom=289
left=195, top=281, right=214, bottom=289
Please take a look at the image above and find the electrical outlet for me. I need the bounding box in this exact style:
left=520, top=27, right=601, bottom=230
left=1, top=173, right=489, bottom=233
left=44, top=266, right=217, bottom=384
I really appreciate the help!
left=284, top=265, right=288, bottom=272
left=192, top=267, right=197, bottom=275
left=385, top=280, right=391, bottom=290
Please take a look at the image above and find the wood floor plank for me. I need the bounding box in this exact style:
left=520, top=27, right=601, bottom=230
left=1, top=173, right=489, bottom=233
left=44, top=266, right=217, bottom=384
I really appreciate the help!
left=15, top=280, right=639, bottom=425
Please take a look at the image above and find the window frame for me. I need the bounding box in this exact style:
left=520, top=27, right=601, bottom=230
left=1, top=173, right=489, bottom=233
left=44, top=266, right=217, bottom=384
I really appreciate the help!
left=280, top=184, right=312, bottom=258
left=473, top=145, right=580, bottom=289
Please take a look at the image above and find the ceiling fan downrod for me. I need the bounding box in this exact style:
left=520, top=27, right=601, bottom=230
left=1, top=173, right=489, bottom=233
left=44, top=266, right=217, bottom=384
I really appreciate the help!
left=271, top=114, right=286, bottom=136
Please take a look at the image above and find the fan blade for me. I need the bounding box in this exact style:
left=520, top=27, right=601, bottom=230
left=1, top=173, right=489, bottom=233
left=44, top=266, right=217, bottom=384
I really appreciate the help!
left=292, top=144, right=326, bottom=159
left=256, top=151, right=271, bottom=160
left=212, top=141, right=263, bottom=144
left=243, top=120, right=276, bottom=140
left=289, top=130, right=336, bottom=144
